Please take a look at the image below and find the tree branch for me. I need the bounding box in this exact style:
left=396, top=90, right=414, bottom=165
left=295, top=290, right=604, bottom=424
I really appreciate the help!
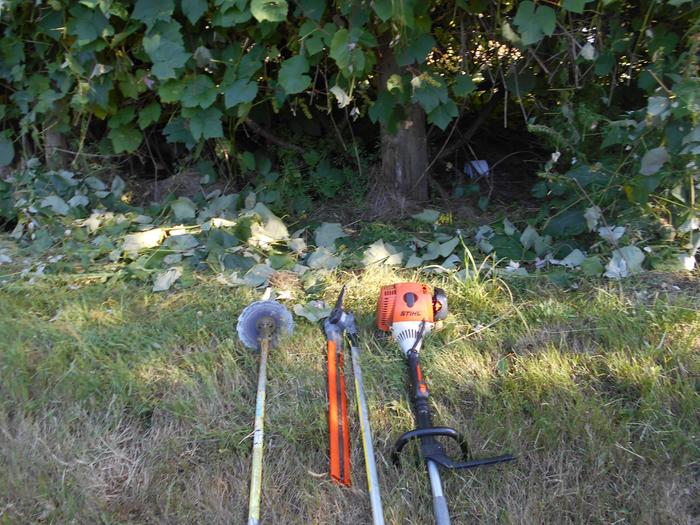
left=244, top=118, right=304, bottom=154
left=437, top=89, right=505, bottom=161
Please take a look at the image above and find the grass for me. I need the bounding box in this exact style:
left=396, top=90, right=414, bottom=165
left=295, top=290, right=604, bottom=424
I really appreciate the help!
left=1, top=264, right=699, bottom=524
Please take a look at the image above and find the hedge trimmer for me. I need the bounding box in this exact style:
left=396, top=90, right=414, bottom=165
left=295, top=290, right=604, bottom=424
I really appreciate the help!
left=324, top=285, right=385, bottom=525
left=237, top=300, right=294, bottom=525
left=376, top=283, right=514, bottom=525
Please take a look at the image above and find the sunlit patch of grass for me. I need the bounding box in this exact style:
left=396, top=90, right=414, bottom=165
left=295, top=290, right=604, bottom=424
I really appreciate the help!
left=1, top=269, right=699, bottom=523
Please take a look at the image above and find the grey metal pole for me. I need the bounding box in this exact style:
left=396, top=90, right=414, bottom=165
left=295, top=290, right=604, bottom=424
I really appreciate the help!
left=350, top=341, right=385, bottom=525
left=247, top=336, right=269, bottom=525
left=427, top=460, right=450, bottom=525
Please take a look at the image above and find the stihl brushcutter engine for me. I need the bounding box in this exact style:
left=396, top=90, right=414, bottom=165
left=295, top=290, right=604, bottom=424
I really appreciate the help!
left=377, top=283, right=514, bottom=525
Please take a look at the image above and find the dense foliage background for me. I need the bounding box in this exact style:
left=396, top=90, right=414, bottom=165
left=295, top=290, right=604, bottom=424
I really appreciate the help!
left=0, top=0, right=699, bottom=271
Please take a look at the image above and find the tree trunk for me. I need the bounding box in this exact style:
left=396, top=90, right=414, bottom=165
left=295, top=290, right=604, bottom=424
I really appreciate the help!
left=44, top=127, right=67, bottom=170
left=376, top=46, right=429, bottom=204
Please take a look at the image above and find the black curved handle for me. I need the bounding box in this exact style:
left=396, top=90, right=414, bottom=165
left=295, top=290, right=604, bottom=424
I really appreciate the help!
left=392, top=426, right=515, bottom=470
left=392, top=426, right=468, bottom=465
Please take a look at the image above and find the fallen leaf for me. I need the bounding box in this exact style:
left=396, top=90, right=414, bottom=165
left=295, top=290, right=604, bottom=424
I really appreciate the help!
left=122, top=228, right=166, bottom=257
left=152, top=266, right=182, bottom=292
left=164, top=234, right=200, bottom=251
left=40, top=195, right=70, bottom=215
left=405, top=254, right=423, bottom=268
left=503, top=217, right=517, bottom=236
left=307, top=248, right=342, bottom=269
left=315, top=222, right=347, bottom=248
left=412, top=209, right=441, bottom=223
left=362, top=239, right=403, bottom=266
left=555, top=248, right=586, bottom=268
left=520, top=225, right=540, bottom=250
left=293, top=301, right=331, bottom=322
left=598, top=225, right=625, bottom=244
left=288, top=237, right=307, bottom=254
left=584, top=206, right=601, bottom=231
left=171, top=197, right=197, bottom=220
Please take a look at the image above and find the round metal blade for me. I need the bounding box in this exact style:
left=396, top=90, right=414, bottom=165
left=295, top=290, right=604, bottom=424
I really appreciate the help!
left=236, top=300, right=294, bottom=350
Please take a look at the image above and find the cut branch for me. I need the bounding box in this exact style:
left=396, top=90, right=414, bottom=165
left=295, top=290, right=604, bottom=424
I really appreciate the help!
left=244, top=118, right=304, bottom=154
left=437, top=89, right=505, bottom=161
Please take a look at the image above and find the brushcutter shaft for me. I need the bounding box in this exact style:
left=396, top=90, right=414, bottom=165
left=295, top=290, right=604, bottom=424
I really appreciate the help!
left=349, top=335, right=385, bottom=525
left=428, top=461, right=450, bottom=525
left=407, top=349, right=450, bottom=525
left=247, top=335, right=269, bottom=525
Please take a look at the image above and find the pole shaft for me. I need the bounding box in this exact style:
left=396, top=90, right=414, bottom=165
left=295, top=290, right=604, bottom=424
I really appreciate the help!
left=248, top=338, right=269, bottom=525
left=350, top=343, right=385, bottom=525
left=427, top=460, right=450, bottom=525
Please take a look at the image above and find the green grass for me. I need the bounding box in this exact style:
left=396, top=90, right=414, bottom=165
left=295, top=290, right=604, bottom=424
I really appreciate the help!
left=1, top=266, right=699, bottom=524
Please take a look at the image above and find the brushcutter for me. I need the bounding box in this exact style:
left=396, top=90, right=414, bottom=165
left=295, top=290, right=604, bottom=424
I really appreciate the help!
left=324, top=285, right=385, bottom=525
left=237, top=300, right=294, bottom=525
left=377, top=283, right=514, bottom=525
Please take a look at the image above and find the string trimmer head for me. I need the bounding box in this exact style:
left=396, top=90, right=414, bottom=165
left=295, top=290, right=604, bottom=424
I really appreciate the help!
left=237, top=300, right=294, bottom=350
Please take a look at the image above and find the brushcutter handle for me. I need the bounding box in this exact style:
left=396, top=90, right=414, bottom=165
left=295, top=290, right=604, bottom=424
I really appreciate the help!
left=391, top=426, right=515, bottom=470
left=391, top=427, right=467, bottom=465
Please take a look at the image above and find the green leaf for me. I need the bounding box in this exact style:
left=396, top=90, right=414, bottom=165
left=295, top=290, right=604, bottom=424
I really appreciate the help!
left=138, top=102, right=162, bottom=129
left=412, top=75, right=448, bottom=113
left=184, top=106, right=223, bottom=140
left=562, top=0, right=591, bottom=13
left=544, top=209, right=587, bottom=237
left=250, top=0, right=288, bottom=22
left=164, top=233, right=199, bottom=251
left=67, top=5, right=112, bottom=44
left=298, top=0, right=325, bottom=21
left=386, top=74, right=403, bottom=93
left=396, top=34, right=436, bottom=66
left=453, top=74, right=476, bottom=97
left=223, top=79, right=258, bottom=108
left=0, top=134, right=14, bottom=167
left=581, top=256, right=604, bottom=277
left=212, top=6, right=252, bottom=27
left=181, top=0, right=208, bottom=24
left=108, top=107, right=136, bottom=128
left=315, top=222, right=347, bottom=248
left=158, top=79, right=185, bottom=103
left=153, top=266, right=182, bottom=291
left=427, top=99, right=458, bottom=130
left=40, top=195, right=70, bottom=215
left=293, top=301, right=332, bottom=322
left=108, top=126, right=143, bottom=153
left=278, top=55, right=311, bottom=94
left=537, top=5, right=556, bottom=36
left=519, top=225, right=540, bottom=250
left=362, top=239, right=403, bottom=266
left=171, top=197, right=197, bottom=220
left=513, top=1, right=555, bottom=46
left=182, top=75, right=218, bottom=108
left=193, top=46, right=213, bottom=68
left=142, top=21, right=190, bottom=80
left=412, top=209, right=441, bottom=223
left=640, top=146, right=669, bottom=176
left=368, top=90, right=398, bottom=124
left=133, top=0, right=174, bottom=29
left=330, top=29, right=352, bottom=69
left=307, top=247, right=341, bottom=269
left=373, top=0, right=393, bottom=21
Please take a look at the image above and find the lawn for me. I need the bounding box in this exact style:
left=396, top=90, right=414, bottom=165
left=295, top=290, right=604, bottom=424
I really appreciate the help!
left=1, top=265, right=698, bottom=524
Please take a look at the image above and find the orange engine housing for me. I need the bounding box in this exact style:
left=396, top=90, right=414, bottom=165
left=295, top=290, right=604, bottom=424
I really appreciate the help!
left=377, top=282, right=437, bottom=331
